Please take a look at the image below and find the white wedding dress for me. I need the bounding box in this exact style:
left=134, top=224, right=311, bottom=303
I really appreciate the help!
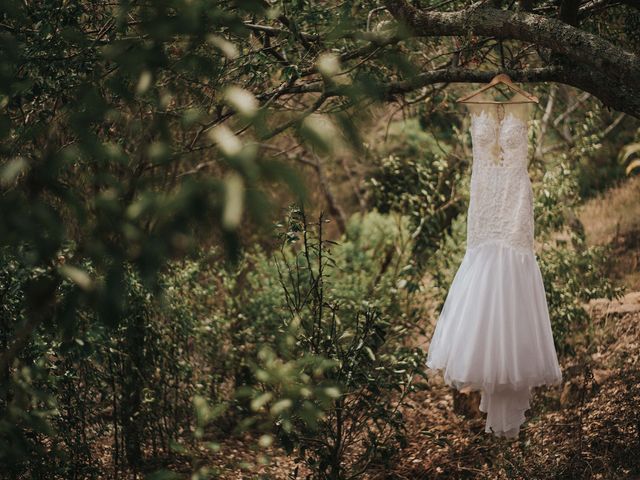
left=426, top=97, right=562, bottom=438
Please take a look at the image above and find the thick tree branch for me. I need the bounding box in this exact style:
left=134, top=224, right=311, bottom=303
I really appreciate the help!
left=282, top=67, right=561, bottom=96
left=382, top=0, right=640, bottom=88
left=390, top=66, right=640, bottom=118
left=279, top=65, right=640, bottom=118
left=383, top=66, right=561, bottom=94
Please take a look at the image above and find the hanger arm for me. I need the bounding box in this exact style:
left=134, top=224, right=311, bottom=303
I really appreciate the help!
left=456, top=75, right=502, bottom=103
left=457, top=74, right=539, bottom=104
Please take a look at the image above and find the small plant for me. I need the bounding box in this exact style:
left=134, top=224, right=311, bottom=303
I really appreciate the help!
left=618, top=131, right=640, bottom=176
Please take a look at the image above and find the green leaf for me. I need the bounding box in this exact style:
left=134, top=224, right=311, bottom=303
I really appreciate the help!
left=270, top=398, right=293, bottom=415
left=207, top=34, right=239, bottom=59
left=251, top=392, right=273, bottom=411
left=222, top=173, right=245, bottom=230
left=1, top=157, right=28, bottom=186
left=364, top=346, right=376, bottom=361
left=324, top=387, right=341, bottom=399
left=209, top=125, right=242, bottom=157
left=136, top=71, right=153, bottom=94
left=316, top=52, right=340, bottom=78
left=224, top=86, right=258, bottom=118
left=258, top=434, right=273, bottom=447
left=299, top=114, right=340, bottom=156
left=58, top=265, right=93, bottom=291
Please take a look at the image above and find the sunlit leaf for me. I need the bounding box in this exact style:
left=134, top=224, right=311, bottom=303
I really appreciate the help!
left=270, top=398, right=293, bottom=415
left=207, top=34, right=239, bottom=59
left=209, top=125, right=242, bottom=157
left=224, top=86, right=258, bottom=118
left=136, top=70, right=153, bottom=94
left=258, top=434, right=273, bottom=448
left=324, top=387, right=341, bottom=399
left=58, top=265, right=93, bottom=291
left=316, top=52, right=341, bottom=78
left=251, top=392, right=273, bottom=411
left=1, top=157, right=28, bottom=186
left=222, top=173, right=244, bottom=230
left=364, top=346, right=376, bottom=361
left=299, top=114, right=340, bottom=155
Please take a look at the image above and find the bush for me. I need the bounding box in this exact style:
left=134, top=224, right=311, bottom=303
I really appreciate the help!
left=1, top=207, right=430, bottom=479
left=0, top=249, right=230, bottom=478
left=369, top=118, right=466, bottom=262
left=216, top=207, right=429, bottom=479
left=539, top=237, right=623, bottom=356
left=533, top=161, right=624, bottom=355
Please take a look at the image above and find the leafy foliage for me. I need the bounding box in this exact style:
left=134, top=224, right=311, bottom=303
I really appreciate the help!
left=0, top=208, right=429, bottom=479
left=538, top=238, right=623, bottom=356
left=0, top=0, right=636, bottom=477
left=534, top=163, right=624, bottom=354
left=240, top=210, right=424, bottom=479
left=369, top=118, right=466, bottom=261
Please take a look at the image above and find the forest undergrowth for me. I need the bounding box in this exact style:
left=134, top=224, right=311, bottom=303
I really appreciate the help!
left=155, top=174, right=640, bottom=480
left=183, top=288, right=640, bottom=480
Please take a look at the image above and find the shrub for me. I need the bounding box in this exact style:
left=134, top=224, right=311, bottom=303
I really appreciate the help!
left=533, top=161, right=624, bottom=355
left=539, top=237, right=623, bottom=356
left=222, top=207, right=429, bottom=479
left=0, top=249, right=230, bottom=478
left=369, top=118, right=466, bottom=262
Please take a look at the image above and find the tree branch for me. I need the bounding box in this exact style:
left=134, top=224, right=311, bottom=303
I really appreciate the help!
left=382, top=0, right=640, bottom=87
left=383, top=66, right=561, bottom=95
left=279, top=65, right=640, bottom=118
left=282, top=66, right=560, bottom=97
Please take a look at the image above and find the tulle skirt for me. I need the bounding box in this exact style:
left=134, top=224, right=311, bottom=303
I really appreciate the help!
left=427, top=241, right=562, bottom=438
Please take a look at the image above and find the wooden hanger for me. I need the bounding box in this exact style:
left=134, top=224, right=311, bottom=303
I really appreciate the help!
left=457, top=74, right=539, bottom=104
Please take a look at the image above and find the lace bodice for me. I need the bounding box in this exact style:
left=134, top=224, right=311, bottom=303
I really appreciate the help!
left=466, top=101, right=534, bottom=254
left=470, top=109, right=528, bottom=169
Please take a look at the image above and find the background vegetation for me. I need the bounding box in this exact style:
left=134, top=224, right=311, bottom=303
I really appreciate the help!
left=0, top=0, right=638, bottom=479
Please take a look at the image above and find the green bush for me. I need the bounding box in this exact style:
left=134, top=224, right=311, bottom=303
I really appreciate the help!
left=206, top=207, right=429, bottom=480
left=533, top=162, right=624, bottom=355
left=369, top=118, right=466, bottom=262
left=0, top=249, right=230, bottom=478
left=1, top=208, right=430, bottom=479
left=538, top=237, right=623, bottom=356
